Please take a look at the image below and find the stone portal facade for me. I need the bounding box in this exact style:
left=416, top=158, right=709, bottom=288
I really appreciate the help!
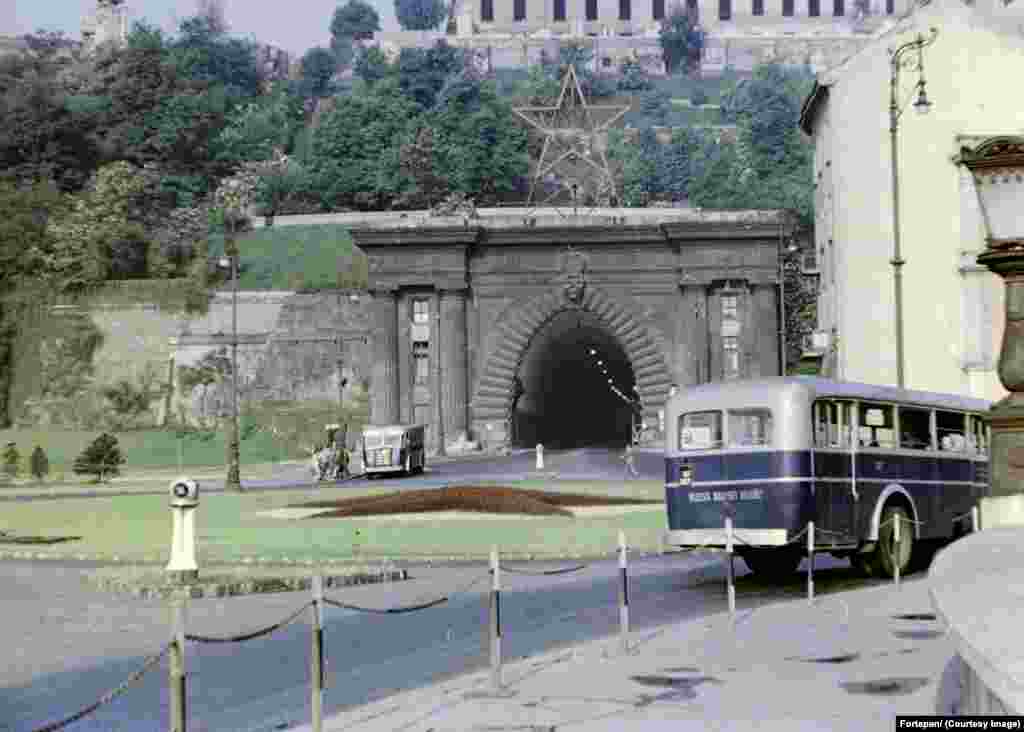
left=351, top=206, right=792, bottom=451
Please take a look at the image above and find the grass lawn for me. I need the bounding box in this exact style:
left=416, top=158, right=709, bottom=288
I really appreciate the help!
left=0, top=480, right=669, bottom=563
left=0, top=426, right=310, bottom=481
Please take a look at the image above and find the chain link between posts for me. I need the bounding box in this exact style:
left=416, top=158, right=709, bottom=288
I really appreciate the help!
left=29, top=644, right=171, bottom=732
left=322, top=571, right=492, bottom=615
left=185, top=602, right=313, bottom=643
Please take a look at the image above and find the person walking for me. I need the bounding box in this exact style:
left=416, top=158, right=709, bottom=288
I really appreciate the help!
left=623, top=442, right=639, bottom=478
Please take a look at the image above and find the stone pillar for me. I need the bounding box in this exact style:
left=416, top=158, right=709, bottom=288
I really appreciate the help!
left=370, top=290, right=399, bottom=425
left=440, top=290, right=470, bottom=443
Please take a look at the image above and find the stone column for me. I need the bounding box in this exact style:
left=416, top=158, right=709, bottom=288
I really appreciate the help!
left=440, top=290, right=469, bottom=444
left=370, top=290, right=399, bottom=425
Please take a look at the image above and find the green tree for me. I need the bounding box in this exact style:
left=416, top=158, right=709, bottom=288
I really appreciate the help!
left=331, top=0, right=382, bottom=40
left=29, top=445, right=49, bottom=481
left=354, top=46, right=391, bottom=86
left=659, top=12, right=704, bottom=74
left=2, top=442, right=19, bottom=480
left=72, top=432, right=126, bottom=482
left=394, top=0, right=447, bottom=30
left=211, top=84, right=304, bottom=165
left=617, top=58, right=653, bottom=93
left=399, top=126, right=444, bottom=208
left=308, top=78, right=421, bottom=209
left=299, top=47, right=338, bottom=99
left=396, top=41, right=467, bottom=110
left=168, top=14, right=262, bottom=99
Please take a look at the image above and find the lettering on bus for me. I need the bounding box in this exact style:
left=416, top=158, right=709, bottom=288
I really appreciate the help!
left=688, top=488, right=763, bottom=503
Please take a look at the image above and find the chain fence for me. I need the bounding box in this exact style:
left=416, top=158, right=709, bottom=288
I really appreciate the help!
left=23, top=498, right=983, bottom=732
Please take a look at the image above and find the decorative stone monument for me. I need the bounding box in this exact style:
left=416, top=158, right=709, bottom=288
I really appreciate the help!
left=166, top=477, right=200, bottom=584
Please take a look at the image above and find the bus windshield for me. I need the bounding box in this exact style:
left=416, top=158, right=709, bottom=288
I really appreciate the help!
left=727, top=409, right=773, bottom=447
left=678, top=411, right=723, bottom=450
left=364, top=434, right=402, bottom=448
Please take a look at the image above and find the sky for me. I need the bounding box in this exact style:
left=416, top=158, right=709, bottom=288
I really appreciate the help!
left=9, top=0, right=403, bottom=57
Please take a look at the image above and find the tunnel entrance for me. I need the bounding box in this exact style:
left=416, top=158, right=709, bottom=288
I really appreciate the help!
left=511, top=310, right=638, bottom=449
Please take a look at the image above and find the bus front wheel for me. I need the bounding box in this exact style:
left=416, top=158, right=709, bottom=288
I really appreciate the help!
left=868, top=505, right=914, bottom=578
left=740, top=548, right=802, bottom=581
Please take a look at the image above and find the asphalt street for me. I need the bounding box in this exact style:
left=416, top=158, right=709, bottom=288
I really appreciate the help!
left=1, top=448, right=856, bottom=732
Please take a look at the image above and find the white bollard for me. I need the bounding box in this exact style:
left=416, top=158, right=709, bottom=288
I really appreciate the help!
left=489, top=545, right=502, bottom=691
left=725, top=517, right=735, bottom=617
left=893, top=514, right=901, bottom=588
left=535, top=444, right=544, bottom=471
left=618, top=530, right=630, bottom=654
left=971, top=505, right=980, bottom=533
left=807, top=521, right=815, bottom=604
left=166, top=478, right=200, bottom=584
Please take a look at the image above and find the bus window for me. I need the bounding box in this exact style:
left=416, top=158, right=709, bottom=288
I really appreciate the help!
left=727, top=409, right=773, bottom=447
left=899, top=407, right=932, bottom=450
left=936, top=411, right=966, bottom=452
left=968, top=415, right=988, bottom=456
left=813, top=400, right=852, bottom=448
left=679, top=411, right=722, bottom=450
left=859, top=402, right=895, bottom=448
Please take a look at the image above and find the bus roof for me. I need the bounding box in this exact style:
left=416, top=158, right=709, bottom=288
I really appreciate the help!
left=362, top=424, right=425, bottom=434
left=670, top=377, right=992, bottom=413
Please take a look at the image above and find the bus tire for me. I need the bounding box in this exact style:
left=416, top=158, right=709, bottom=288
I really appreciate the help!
left=868, top=505, right=913, bottom=578
left=850, top=552, right=875, bottom=577
left=740, top=548, right=802, bottom=581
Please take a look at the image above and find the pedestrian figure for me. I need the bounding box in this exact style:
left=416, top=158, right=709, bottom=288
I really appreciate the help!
left=624, top=442, right=638, bottom=478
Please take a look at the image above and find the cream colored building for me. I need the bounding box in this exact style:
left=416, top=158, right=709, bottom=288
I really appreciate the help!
left=799, top=0, right=1024, bottom=401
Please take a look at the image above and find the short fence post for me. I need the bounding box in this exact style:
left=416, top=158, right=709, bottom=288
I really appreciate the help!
left=893, top=515, right=901, bottom=588
left=169, top=597, right=186, bottom=732
left=972, top=505, right=980, bottom=533
left=311, top=575, right=324, bottom=732
left=725, top=517, right=736, bottom=617
left=535, top=444, right=544, bottom=471
left=807, top=521, right=815, bottom=604
left=618, top=530, right=630, bottom=654
left=489, top=545, right=502, bottom=691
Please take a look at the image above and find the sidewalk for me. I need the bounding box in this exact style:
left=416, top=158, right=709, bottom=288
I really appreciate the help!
left=297, top=577, right=956, bottom=732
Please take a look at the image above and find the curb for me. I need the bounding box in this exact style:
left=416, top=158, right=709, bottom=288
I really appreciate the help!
left=86, top=568, right=411, bottom=600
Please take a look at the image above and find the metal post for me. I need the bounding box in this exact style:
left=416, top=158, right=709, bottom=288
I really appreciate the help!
left=778, top=224, right=787, bottom=376
left=725, top=517, right=735, bottom=617
left=618, top=530, right=630, bottom=654
left=311, top=575, right=324, bottom=732
left=971, top=505, right=980, bottom=533
left=536, top=443, right=544, bottom=471
left=889, top=64, right=906, bottom=389
left=225, top=233, right=241, bottom=491
left=489, top=545, right=502, bottom=691
left=893, top=514, right=901, bottom=588
left=169, top=597, right=186, bottom=732
left=807, top=521, right=815, bottom=604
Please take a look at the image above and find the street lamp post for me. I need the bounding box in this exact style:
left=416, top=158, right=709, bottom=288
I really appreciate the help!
left=220, top=227, right=241, bottom=492
left=888, top=28, right=938, bottom=389
left=955, top=136, right=1024, bottom=527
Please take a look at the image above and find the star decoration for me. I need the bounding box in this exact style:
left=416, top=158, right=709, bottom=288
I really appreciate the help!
left=512, top=65, right=630, bottom=208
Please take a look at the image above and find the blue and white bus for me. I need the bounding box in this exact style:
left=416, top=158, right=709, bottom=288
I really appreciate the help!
left=663, top=377, right=990, bottom=579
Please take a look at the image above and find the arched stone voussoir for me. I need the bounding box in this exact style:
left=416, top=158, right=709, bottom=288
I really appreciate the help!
left=470, top=285, right=673, bottom=426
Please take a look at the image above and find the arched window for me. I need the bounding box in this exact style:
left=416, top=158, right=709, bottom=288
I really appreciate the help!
left=481, top=0, right=494, bottom=21
left=620, top=0, right=632, bottom=19
left=586, top=0, right=598, bottom=20
left=833, top=0, right=844, bottom=14
left=719, top=0, right=732, bottom=20
left=782, top=0, right=794, bottom=15
left=653, top=0, right=666, bottom=19
left=753, top=0, right=764, bottom=14
left=554, top=0, right=567, bottom=20
left=514, top=0, right=527, bottom=21
left=809, top=0, right=820, bottom=15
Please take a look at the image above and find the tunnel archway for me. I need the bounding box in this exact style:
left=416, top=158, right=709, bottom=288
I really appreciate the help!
left=512, top=310, right=638, bottom=448
left=470, top=286, right=674, bottom=448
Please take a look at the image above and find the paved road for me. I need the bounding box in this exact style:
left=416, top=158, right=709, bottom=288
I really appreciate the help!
left=0, top=446, right=665, bottom=503
left=0, top=550, right=864, bottom=732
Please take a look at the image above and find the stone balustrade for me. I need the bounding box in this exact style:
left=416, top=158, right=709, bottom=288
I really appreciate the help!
left=929, top=526, right=1024, bottom=715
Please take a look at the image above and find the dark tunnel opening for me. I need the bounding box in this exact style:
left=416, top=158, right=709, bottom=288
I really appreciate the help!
left=511, top=311, right=639, bottom=449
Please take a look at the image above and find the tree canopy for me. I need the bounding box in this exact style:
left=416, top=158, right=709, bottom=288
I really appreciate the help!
left=394, top=0, right=448, bottom=31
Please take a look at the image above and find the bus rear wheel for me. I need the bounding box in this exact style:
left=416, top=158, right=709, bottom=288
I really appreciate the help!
left=740, top=548, right=802, bottom=581
left=868, top=505, right=914, bottom=578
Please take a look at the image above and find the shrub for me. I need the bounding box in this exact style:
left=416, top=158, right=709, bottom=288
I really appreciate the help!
left=690, top=87, right=708, bottom=107
left=2, top=442, right=20, bottom=481
left=72, top=433, right=126, bottom=482
left=30, top=446, right=49, bottom=481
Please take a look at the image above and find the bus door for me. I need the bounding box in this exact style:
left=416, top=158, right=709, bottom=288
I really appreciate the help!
left=813, top=400, right=856, bottom=541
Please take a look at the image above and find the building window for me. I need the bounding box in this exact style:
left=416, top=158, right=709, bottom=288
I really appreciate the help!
left=412, top=298, right=430, bottom=324
left=722, top=294, right=738, bottom=321
left=586, top=0, right=598, bottom=19
left=554, top=0, right=567, bottom=20
left=809, top=0, right=820, bottom=14
left=685, top=0, right=698, bottom=16
left=723, top=337, right=740, bottom=379
left=782, top=0, right=794, bottom=14
left=653, top=0, right=666, bottom=19
left=413, top=342, right=429, bottom=385
left=619, top=0, right=631, bottom=19
left=833, top=0, right=844, bottom=14
left=886, top=0, right=894, bottom=12
left=514, top=0, right=527, bottom=21
left=752, top=0, right=764, bottom=14
left=482, top=0, right=494, bottom=20
left=719, top=0, right=731, bottom=19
